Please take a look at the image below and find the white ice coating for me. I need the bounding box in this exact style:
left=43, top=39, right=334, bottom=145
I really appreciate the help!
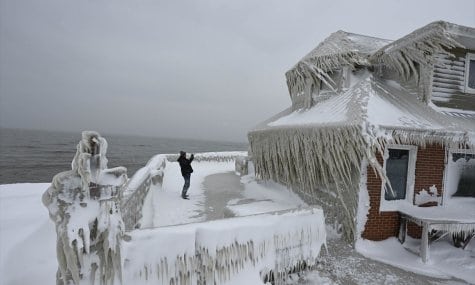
left=370, top=21, right=462, bottom=81
left=356, top=159, right=370, bottom=239
left=42, top=131, right=127, bottom=285
left=286, top=30, right=391, bottom=101
left=122, top=207, right=326, bottom=285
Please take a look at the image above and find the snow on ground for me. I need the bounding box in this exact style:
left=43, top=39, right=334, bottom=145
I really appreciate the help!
left=356, top=237, right=475, bottom=284
left=226, top=173, right=307, bottom=216
left=140, top=160, right=237, bottom=228
left=0, top=183, right=56, bottom=285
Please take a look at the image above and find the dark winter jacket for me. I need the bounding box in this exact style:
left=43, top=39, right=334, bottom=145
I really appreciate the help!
left=177, top=153, right=194, bottom=176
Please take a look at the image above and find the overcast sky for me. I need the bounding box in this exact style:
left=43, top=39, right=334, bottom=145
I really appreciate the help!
left=1, top=0, right=474, bottom=142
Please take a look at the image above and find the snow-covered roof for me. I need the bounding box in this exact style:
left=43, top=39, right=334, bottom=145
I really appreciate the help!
left=369, top=21, right=470, bottom=79
left=285, top=31, right=392, bottom=97
left=255, top=73, right=475, bottom=145
left=292, top=30, right=391, bottom=70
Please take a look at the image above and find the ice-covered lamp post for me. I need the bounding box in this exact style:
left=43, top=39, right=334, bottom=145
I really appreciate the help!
left=42, top=131, right=127, bottom=285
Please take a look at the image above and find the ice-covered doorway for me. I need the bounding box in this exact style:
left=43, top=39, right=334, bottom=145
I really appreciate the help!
left=444, top=149, right=475, bottom=199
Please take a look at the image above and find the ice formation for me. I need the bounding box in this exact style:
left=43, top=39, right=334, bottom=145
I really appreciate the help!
left=42, top=131, right=127, bottom=285
left=370, top=21, right=462, bottom=83
left=285, top=30, right=391, bottom=106
left=122, top=207, right=326, bottom=285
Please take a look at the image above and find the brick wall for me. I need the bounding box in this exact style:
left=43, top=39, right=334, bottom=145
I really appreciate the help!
left=362, top=144, right=445, bottom=240
left=413, top=144, right=445, bottom=197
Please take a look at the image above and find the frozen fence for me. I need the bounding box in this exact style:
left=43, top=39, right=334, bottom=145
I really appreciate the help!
left=121, top=152, right=247, bottom=230
left=122, top=207, right=326, bottom=285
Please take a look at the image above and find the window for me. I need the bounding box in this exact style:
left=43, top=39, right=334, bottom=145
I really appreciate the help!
left=465, top=53, right=475, bottom=94
left=384, top=149, right=409, bottom=200
left=380, top=145, right=417, bottom=211
left=444, top=149, right=475, bottom=199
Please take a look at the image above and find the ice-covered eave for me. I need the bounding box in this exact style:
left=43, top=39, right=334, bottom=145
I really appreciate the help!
left=285, top=51, right=369, bottom=98
left=248, top=122, right=371, bottom=190
left=369, top=21, right=464, bottom=79
left=371, top=125, right=475, bottom=149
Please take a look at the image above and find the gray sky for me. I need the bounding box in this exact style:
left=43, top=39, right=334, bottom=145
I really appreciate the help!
left=1, top=0, right=474, bottom=142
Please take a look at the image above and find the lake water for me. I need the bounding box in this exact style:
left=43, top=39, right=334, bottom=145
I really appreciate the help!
left=0, top=128, right=248, bottom=184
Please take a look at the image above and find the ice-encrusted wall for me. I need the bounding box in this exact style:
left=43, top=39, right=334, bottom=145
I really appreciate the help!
left=122, top=207, right=326, bottom=285
left=42, top=131, right=127, bottom=285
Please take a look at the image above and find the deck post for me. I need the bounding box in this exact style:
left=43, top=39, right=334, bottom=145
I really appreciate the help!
left=421, top=222, right=430, bottom=263
left=398, top=216, right=407, bottom=244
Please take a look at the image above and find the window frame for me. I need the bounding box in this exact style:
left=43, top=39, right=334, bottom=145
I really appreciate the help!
left=464, top=52, right=475, bottom=94
left=379, top=144, right=418, bottom=211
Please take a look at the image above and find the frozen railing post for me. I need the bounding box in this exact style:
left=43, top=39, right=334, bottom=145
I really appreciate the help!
left=235, top=155, right=249, bottom=176
left=42, top=131, right=128, bottom=285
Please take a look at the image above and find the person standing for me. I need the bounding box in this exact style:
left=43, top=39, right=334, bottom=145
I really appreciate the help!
left=177, top=150, right=194, bottom=199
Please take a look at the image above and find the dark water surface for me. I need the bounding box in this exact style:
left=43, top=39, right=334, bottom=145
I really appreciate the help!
left=0, top=128, right=248, bottom=184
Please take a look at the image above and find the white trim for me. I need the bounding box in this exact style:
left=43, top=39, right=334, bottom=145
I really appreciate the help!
left=380, top=144, right=418, bottom=212
left=464, top=52, right=475, bottom=94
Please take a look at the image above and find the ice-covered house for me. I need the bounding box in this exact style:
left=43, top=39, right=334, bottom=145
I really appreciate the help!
left=248, top=21, right=475, bottom=249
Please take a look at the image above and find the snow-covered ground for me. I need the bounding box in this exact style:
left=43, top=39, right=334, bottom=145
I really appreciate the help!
left=0, top=183, right=56, bottom=285
left=356, top=237, right=475, bottom=283
left=1, top=162, right=474, bottom=284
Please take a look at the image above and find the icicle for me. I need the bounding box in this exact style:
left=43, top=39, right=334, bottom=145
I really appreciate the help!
left=370, top=21, right=463, bottom=79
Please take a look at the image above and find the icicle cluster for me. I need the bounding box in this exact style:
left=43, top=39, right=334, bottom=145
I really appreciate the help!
left=248, top=126, right=369, bottom=242
left=196, top=240, right=261, bottom=284
left=370, top=21, right=462, bottom=82
left=42, top=131, right=127, bottom=285
left=285, top=30, right=391, bottom=109
left=431, top=223, right=475, bottom=235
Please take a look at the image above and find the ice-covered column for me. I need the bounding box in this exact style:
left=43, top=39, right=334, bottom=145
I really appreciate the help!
left=42, top=131, right=128, bottom=285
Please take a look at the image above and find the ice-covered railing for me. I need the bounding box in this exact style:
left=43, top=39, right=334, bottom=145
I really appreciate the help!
left=122, top=207, right=326, bottom=285
left=121, top=152, right=247, bottom=230
left=43, top=131, right=127, bottom=285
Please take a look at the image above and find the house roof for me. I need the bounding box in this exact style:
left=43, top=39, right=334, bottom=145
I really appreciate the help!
left=252, top=72, right=475, bottom=146
left=291, top=30, right=392, bottom=71
left=285, top=31, right=391, bottom=97
left=286, top=21, right=474, bottom=97
left=369, top=21, right=470, bottom=78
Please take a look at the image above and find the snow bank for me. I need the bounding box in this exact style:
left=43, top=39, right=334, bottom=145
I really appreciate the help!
left=356, top=237, right=475, bottom=284
left=122, top=207, right=326, bottom=285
